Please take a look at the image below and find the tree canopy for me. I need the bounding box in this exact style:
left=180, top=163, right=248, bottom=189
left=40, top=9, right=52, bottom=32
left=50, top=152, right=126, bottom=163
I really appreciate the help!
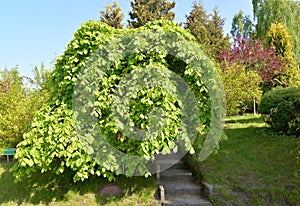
left=185, top=1, right=230, bottom=60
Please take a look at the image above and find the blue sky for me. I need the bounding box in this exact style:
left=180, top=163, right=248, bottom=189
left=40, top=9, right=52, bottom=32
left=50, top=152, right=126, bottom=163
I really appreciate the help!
left=0, top=0, right=252, bottom=77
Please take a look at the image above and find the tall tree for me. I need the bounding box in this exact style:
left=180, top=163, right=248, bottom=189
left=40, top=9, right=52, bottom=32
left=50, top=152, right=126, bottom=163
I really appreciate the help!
left=230, top=10, right=255, bottom=38
left=128, top=0, right=176, bottom=28
left=100, top=1, right=125, bottom=29
left=253, top=0, right=300, bottom=65
left=185, top=1, right=210, bottom=46
left=185, top=1, right=230, bottom=60
left=206, top=7, right=231, bottom=58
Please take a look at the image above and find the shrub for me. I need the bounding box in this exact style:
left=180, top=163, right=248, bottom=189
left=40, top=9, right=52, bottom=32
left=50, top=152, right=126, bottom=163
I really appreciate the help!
left=259, top=87, right=300, bottom=135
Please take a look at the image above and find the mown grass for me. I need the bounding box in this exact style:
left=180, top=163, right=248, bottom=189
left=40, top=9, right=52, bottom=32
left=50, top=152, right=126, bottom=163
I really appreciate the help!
left=0, top=162, right=159, bottom=206
left=1, top=114, right=299, bottom=205
left=190, top=114, right=300, bottom=205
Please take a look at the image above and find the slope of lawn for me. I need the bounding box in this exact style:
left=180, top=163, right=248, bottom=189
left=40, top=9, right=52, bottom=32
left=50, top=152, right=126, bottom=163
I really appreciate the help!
left=0, top=162, right=159, bottom=206
left=192, top=114, right=300, bottom=205
left=1, top=114, right=299, bottom=205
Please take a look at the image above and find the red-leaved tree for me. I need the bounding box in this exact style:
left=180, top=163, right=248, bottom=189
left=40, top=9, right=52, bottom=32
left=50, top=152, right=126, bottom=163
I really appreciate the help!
left=219, top=36, right=285, bottom=85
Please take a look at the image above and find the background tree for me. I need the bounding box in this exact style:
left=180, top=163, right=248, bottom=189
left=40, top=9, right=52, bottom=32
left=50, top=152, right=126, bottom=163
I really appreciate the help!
left=128, top=0, right=175, bottom=28
left=221, top=64, right=262, bottom=115
left=219, top=37, right=285, bottom=93
left=253, top=0, right=300, bottom=65
left=32, top=63, right=52, bottom=90
left=185, top=1, right=210, bottom=49
left=266, top=23, right=293, bottom=59
left=185, top=1, right=230, bottom=60
left=230, top=10, right=255, bottom=38
left=206, top=7, right=231, bottom=59
left=0, top=66, right=49, bottom=150
left=100, top=1, right=125, bottom=29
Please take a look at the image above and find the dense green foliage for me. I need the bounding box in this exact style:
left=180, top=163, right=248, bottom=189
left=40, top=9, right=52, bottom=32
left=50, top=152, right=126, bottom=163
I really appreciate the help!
left=259, top=87, right=300, bottom=135
left=0, top=68, right=48, bottom=150
left=185, top=1, right=230, bottom=60
left=221, top=64, right=262, bottom=115
left=253, top=0, right=300, bottom=65
left=12, top=20, right=223, bottom=182
left=100, top=1, right=125, bottom=29
left=266, top=23, right=293, bottom=59
left=128, top=0, right=175, bottom=28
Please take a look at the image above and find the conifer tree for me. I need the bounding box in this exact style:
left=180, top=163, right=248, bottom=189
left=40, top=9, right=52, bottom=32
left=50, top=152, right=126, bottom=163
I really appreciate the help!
left=100, top=1, right=125, bottom=29
left=266, top=23, right=300, bottom=87
left=206, top=7, right=231, bottom=58
left=185, top=1, right=210, bottom=47
left=185, top=1, right=230, bottom=59
left=128, top=0, right=176, bottom=28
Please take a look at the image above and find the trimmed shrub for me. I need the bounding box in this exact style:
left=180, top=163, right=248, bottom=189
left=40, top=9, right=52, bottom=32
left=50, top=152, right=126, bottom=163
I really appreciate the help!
left=259, top=87, right=300, bottom=135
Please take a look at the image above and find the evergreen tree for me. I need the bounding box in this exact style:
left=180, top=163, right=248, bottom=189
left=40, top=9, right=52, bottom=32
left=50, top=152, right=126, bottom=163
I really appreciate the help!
left=185, top=1, right=210, bottom=48
left=266, top=23, right=293, bottom=59
left=207, top=7, right=231, bottom=58
left=185, top=1, right=230, bottom=59
left=266, top=23, right=300, bottom=87
left=100, top=1, right=125, bottom=29
left=128, top=0, right=176, bottom=28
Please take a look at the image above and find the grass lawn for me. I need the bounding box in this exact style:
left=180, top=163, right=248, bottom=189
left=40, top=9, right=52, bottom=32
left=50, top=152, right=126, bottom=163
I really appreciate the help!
left=1, top=114, right=299, bottom=205
left=191, top=114, right=300, bottom=205
left=0, top=162, right=159, bottom=205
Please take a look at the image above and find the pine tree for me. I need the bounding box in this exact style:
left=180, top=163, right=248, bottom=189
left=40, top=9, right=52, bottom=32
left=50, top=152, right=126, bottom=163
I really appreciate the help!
left=185, top=1, right=230, bottom=59
left=128, top=0, right=176, bottom=28
left=185, top=1, right=210, bottom=47
left=100, top=1, right=125, bottom=29
left=206, top=7, right=231, bottom=58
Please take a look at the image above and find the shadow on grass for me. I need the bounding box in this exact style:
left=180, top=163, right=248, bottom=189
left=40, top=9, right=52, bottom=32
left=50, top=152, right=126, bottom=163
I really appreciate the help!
left=225, top=115, right=265, bottom=125
left=194, top=115, right=300, bottom=205
left=0, top=162, right=158, bottom=205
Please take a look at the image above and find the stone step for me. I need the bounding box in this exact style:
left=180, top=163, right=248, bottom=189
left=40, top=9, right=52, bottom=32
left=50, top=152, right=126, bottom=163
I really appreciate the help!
left=159, top=168, right=194, bottom=182
left=155, top=160, right=186, bottom=171
left=162, top=182, right=202, bottom=196
left=163, top=195, right=212, bottom=206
